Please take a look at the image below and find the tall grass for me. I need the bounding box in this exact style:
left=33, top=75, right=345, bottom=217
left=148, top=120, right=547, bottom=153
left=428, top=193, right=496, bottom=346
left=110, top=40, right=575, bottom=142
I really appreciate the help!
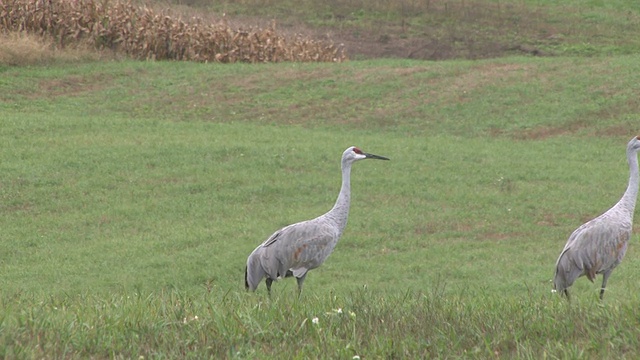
left=0, top=32, right=104, bottom=66
left=3, top=287, right=640, bottom=358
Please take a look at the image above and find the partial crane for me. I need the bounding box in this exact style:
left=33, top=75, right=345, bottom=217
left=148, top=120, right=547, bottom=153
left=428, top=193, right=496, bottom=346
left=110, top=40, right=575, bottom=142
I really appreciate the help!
left=245, top=146, right=389, bottom=295
left=553, top=135, right=640, bottom=299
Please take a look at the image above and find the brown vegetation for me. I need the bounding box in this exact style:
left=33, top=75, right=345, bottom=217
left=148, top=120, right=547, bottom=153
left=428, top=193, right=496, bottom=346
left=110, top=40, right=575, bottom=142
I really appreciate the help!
left=0, top=31, right=97, bottom=65
left=0, top=0, right=346, bottom=63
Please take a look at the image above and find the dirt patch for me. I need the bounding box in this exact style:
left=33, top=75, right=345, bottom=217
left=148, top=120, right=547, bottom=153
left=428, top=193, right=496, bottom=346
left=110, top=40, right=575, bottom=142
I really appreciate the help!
left=480, top=232, right=525, bottom=241
left=513, top=120, right=592, bottom=140
left=399, top=62, right=535, bottom=109
left=597, top=124, right=640, bottom=138
left=439, top=62, right=531, bottom=98
left=210, top=0, right=554, bottom=61
left=312, top=26, right=545, bottom=61
left=36, top=75, right=105, bottom=98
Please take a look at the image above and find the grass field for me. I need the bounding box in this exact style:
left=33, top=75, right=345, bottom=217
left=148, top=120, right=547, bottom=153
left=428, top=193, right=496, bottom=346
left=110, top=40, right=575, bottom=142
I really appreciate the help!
left=2, top=56, right=640, bottom=358
left=2, top=0, right=640, bottom=358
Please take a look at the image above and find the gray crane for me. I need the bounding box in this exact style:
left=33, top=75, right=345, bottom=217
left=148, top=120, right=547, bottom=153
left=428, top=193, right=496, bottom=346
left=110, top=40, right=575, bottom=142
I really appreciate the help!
left=245, top=146, right=389, bottom=295
left=553, top=135, right=640, bottom=300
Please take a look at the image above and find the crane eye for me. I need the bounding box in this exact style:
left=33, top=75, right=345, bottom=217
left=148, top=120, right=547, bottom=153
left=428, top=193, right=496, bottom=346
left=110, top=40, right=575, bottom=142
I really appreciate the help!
left=353, top=147, right=363, bottom=154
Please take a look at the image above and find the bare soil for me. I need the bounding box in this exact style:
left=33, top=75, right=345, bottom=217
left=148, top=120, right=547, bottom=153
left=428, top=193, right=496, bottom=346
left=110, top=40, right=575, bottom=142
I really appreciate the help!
left=278, top=21, right=548, bottom=61
left=321, top=28, right=512, bottom=60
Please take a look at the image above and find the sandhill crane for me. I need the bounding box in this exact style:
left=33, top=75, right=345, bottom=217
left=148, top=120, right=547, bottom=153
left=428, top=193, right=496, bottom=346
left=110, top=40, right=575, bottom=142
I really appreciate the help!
left=553, top=135, right=640, bottom=300
left=245, top=146, right=389, bottom=295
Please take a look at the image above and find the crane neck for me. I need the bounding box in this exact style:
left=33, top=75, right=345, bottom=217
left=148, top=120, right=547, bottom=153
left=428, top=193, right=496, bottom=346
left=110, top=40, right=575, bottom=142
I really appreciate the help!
left=618, top=148, right=640, bottom=216
left=325, top=159, right=353, bottom=234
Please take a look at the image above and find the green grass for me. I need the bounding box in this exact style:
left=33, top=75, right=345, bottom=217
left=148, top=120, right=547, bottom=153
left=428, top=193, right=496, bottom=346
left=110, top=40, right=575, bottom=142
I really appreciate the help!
left=4, top=287, right=640, bottom=358
left=2, top=56, right=640, bottom=357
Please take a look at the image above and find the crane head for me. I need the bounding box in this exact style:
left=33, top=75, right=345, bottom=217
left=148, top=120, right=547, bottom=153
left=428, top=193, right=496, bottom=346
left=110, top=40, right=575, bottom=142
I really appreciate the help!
left=344, top=146, right=390, bottom=163
left=628, top=135, right=640, bottom=152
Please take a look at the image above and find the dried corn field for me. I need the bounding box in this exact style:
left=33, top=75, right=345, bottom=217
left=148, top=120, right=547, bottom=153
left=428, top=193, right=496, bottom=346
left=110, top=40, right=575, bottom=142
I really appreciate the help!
left=0, top=0, right=347, bottom=63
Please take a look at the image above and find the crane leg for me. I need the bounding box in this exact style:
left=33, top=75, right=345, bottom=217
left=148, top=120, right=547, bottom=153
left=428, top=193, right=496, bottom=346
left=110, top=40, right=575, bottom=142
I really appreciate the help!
left=296, top=274, right=307, bottom=297
left=600, top=271, right=612, bottom=300
left=266, top=278, right=273, bottom=296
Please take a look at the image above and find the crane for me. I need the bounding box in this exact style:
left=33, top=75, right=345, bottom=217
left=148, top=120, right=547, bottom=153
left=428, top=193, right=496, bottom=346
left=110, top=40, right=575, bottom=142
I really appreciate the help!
left=553, top=135, right=640, bottom=300
left=245, top=146, right=389, bottom=295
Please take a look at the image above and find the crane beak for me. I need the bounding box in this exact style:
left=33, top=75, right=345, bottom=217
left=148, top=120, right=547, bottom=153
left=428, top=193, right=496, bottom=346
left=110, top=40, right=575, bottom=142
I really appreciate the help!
left=364, top=152, right=390, bottom=160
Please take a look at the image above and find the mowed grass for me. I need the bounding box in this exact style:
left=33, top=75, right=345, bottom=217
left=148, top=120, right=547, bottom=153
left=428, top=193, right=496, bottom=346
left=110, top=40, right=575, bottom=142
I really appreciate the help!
left=2, top=56, right=640, bottom=357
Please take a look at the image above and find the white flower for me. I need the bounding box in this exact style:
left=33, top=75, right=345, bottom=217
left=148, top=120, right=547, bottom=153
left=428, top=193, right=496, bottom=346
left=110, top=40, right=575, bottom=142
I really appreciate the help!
left=312, top=317, right=319, bottom=325
left=183, top=315, right=199, bottom=323
left=353, top=356, right=360, bottom=360
left=327, top=308, right=343, bottom=315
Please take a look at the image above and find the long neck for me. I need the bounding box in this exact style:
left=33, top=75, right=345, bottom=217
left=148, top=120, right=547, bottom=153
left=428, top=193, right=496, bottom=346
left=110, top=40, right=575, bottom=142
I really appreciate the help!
left=617, top=149, right=640, bottom=217
left=324, top=160, right=352, bottom=234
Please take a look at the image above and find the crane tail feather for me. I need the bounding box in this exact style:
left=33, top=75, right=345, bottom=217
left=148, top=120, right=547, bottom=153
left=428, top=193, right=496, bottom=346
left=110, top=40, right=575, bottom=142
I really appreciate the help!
left=244, top=266, right=249, bottom=290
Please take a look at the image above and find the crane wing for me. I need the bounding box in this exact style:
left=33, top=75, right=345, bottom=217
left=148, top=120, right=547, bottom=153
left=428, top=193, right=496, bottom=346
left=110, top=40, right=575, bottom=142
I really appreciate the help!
left=556, top=215, right=632, bottom=279
left=261, top=222, right=303, bottom=248
left=253, top=217, right=341, bottom=282
left=262, top=229, right=283, bottom=248
left=265, top=220, right=339, bottom=270
left=292, top=233, right=336, bottom=264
